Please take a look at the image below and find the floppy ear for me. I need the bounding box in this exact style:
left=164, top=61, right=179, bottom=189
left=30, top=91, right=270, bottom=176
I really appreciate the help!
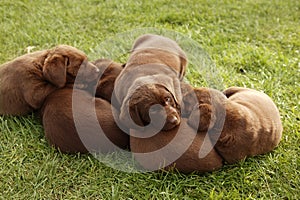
left=188, top=103, right=216, bottom=132
left=179, top=57, right=187, bottom=80
left=223, top=87, right=246, bottom=98
left=119, top=98, right=144, bottom=130
left=43, top=54, right=68, bottom=88
left=181, top=89, right=198, bottom=117
left=132, top=104, right=144, bottom=127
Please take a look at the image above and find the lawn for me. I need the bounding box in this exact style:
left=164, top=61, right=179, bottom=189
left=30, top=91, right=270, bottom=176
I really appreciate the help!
left=0, top=0, right=299, bottom=199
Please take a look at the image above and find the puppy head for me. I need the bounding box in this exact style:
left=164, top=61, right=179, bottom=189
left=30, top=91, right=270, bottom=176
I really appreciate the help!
left=93, top=58, right=124, bottom=101
left=126, top=84, right=181, bottom=131
left=43, top=45, right=99, bottom=88
left=180, top=82, right=194, bottom=116
left=185, top=88, right=226, bottom=132
left=72, top=59, right=100, bottom=90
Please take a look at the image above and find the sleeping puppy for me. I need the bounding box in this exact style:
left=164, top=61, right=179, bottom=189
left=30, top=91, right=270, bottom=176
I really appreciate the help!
left=93, top=58, right=124, bottom=102
left=130, top=118, right=224, bottom=173
left=180, top=81, right=195, bottom=117
left=0, top=45, right=99, bottom=116
left=184, top=87, right=283, bottom=164
left=40, top=85, right=129, bottom=153
left=113, top=34, right=188, bottom=131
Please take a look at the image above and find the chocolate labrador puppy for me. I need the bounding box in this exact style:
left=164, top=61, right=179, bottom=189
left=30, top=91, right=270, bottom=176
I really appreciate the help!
left=184, top=87, right=283, bottom=164
left=93, top=58, right=124, bottom=102
left=130, top=118, right=224, bottom=173
left=113, top=34, right=188, bottom=131
left=40, top=85, right=129, bottom=153
left=0, top=45, right=99, bottom=115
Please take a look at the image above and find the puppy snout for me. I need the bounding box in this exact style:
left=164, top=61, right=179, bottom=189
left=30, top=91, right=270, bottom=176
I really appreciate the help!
left=88, top=62, right=100, bottom=73
left=82, top=60, right=99, bottom=72
left=169, top=106, right=179, bottom=115
left=84, top=62, right=101, bottom=80
left=166, top=106, right=180, bottom=126
left=168, top=115, right=180, bottom=125
left=93, top=65, right=100, bottom=73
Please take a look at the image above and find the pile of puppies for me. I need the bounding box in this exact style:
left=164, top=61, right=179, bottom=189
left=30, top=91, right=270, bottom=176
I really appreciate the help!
left=0, top=34, right=283, bottom=173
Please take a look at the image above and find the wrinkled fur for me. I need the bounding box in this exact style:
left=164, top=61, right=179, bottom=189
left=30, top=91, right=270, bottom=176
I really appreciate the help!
left=130, top=118, right=223, bottom=173
left=184, top=87, right=283, bottom=164
left=0, top=45, right=99, bottom=115
left=40, top=85, right=129, bottom=153
left=114, top=34, right=188, bottom=131
left=128, top=84, right=181, bottom=131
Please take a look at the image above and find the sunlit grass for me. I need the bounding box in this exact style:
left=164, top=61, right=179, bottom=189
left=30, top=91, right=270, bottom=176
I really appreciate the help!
left=0, top=0, right=299, bottom=199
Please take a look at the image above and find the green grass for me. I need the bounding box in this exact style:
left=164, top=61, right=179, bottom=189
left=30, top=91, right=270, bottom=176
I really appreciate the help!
left=0, top=0, right=299, bottom=199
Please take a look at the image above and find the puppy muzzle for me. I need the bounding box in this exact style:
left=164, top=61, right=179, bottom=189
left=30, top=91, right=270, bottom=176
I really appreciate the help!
left=163, top=106, right=181, bottom=130
left=81, top=61, right=101, bottom=81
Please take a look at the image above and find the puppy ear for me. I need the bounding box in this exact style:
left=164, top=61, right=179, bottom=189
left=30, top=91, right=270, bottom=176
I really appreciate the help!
left=132, top=105, right=144, bottom=126
left=181, top=89, right=198, bottom=117
left=223, top=87, right=246, bottom=98
left=119, top=98, right=144, bottom=130
left=188, top=103, right=216, bottom=132
left=179, top=57, right=187, bottom=80
left=43, top=54, right=68, bottom=88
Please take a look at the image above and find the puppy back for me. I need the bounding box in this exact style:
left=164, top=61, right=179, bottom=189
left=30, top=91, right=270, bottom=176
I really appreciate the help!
left=130, top=119, right=223, bottom=173
left=215, top=87, right=283, bottom=163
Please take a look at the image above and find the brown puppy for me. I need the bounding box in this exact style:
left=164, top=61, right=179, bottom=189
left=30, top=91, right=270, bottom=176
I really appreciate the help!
left=0, top=45, right=99, bottom=116
left=180, top=81, right=195, bottom=117
left=40, top=85, right=129, bottom=153
left=130, top=118, right=224, bottom=173
left=93, top=58, right=124, bottom=102
left=127, top=84, right=181, bottom=131
left=185, top=87, right=283, bottom=164
left=129, top=81, right=194, bottom=131
left=113, top=34, right=188, bottom=131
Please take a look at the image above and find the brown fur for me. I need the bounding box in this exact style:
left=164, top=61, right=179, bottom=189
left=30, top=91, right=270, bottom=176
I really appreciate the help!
left=0, top=45, right=99, bottom=116
left=128, top=84, right=181, bottom=131
left=40, top=85, right=129, bottom=153
left=185, top=87, right=283, bottom=164
left=180, top=81, right=195, bottom=117
left=93, top=58, right=124, bottom=102
left=130, top=118, right=224, bottom=173
left=114, top=34, right=188, bottom=131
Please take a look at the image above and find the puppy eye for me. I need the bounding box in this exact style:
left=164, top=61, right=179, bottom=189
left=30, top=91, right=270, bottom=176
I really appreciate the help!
left=165, top=97, right=171, bottom=103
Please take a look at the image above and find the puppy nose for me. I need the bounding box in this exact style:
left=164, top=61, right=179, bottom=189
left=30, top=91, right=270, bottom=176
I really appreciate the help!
left=92, top=64, right=100, bottom=73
